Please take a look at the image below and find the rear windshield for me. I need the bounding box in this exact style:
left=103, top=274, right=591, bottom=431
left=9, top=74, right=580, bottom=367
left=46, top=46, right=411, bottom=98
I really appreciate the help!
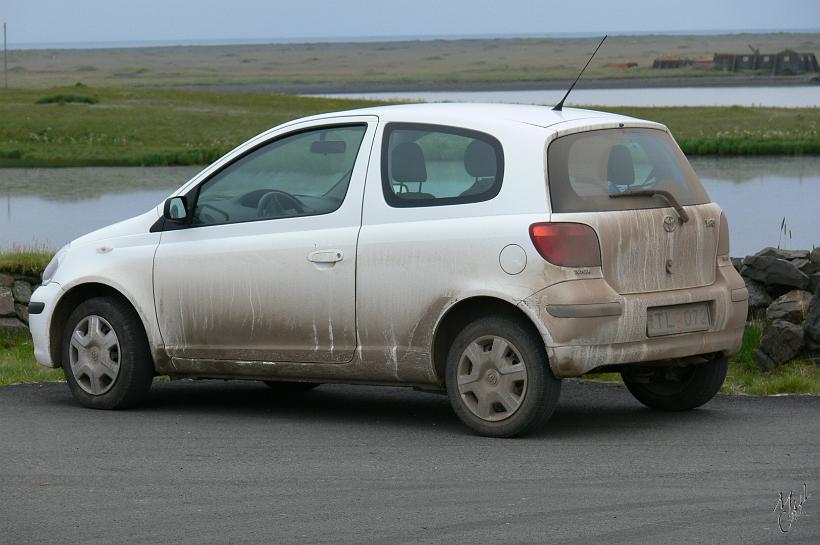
left=547, top=128, right=710, bottom=213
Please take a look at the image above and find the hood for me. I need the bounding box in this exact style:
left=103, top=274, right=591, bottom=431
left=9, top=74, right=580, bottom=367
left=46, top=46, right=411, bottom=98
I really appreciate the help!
left=70, top=206, right=162, bottom=248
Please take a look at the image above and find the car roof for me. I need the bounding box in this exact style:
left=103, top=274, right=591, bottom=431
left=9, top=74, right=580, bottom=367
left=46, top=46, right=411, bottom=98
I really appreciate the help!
left=298, top=102, right=642, bottom=131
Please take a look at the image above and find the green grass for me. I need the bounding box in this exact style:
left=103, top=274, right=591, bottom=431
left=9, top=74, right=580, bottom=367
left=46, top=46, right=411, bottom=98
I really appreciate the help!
left=0, top=87, right=383, bottom=167
left=0, top=87, right=817, bottom=167
left=0, top=244, right=53, bottom=276
left=722, top=320, right=820, bottom=395
left=0, top=333, right=63, bottom=385
left=581, top=321, right=819, bottom=395
left=603, top=105, right=820, bottom=156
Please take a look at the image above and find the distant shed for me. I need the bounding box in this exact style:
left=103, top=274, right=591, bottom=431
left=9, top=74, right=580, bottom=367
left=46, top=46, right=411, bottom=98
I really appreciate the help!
left=713, top=50, right=819, bottom=74
left=652, top=55, right=713, bottom=70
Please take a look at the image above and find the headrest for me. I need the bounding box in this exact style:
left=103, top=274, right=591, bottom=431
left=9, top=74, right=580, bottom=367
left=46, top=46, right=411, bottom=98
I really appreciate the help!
left=391, top=142, right=427, bottom=184
left=607, top=144, right=634, bottom=186
left=463, top=140, right=497, bottom=178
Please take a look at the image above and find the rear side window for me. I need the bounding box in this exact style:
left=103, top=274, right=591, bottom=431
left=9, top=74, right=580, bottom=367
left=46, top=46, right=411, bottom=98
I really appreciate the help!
left=382, top=123, right=504, bottom=207
left=547, top=128, right=710, bottom=213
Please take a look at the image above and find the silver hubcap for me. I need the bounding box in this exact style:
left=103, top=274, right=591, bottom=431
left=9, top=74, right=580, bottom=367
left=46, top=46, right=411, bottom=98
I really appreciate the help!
left=456, top=335, right=528, bottom=422
left=69, top=315, right=121, bottom=395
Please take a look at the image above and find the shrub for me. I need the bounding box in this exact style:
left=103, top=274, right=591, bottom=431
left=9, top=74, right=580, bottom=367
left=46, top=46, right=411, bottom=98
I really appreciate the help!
left=35, top=94, right=98, bottom=105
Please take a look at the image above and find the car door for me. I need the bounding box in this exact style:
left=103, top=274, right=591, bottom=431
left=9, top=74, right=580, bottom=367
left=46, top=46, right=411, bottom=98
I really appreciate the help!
left=153, top=117, right=377, bottom=363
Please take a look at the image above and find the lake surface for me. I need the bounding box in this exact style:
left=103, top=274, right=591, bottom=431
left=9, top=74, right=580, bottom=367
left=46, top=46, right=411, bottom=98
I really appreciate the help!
left=1, top=158, right=818, bottom=256
left=315, top=86, right=820, bottom=108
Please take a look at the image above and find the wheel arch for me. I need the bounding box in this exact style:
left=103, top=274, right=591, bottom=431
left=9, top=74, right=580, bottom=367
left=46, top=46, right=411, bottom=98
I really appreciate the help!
left=49, top=282, right=156, bottom=370
left=431, top=295, right=546, bottom=384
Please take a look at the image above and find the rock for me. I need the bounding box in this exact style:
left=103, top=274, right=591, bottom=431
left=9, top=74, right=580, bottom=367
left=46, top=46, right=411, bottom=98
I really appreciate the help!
left=731, top=257, right=743, bottom=272
left=758, top=320, right=804, bottom=365
left=765, top=290, right=813, bottom=324
left=745, top=279, right=772, bottom=310
left=15, top=303, right=29, bottom=325
left=806, top=290, right=820, bottom=350
left=755, top=247, right=809, bottom=260
left=0, top=317, right=28, bottom=335
left=0, top=273, right=13, bottom=287
left=11, top=281, right=32, bottom=304
left=810, top=273, right=820, bottom=295
left=810, top=247, right=820, bottom=267
left=791, top=258, right=816, bottom=275
left=753, top=349, right=777, bottom=371
left=0, top=286, right=16, bottom=317
left=741, top=256, right=809, bottom=290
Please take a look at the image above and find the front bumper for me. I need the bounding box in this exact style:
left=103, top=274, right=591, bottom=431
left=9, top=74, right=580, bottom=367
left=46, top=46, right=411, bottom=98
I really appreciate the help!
left=28, top=282, right=63, bottom=368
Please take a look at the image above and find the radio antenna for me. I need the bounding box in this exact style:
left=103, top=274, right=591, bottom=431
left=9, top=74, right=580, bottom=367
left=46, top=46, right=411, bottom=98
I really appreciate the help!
left=553, top=35, right=607, bottom=111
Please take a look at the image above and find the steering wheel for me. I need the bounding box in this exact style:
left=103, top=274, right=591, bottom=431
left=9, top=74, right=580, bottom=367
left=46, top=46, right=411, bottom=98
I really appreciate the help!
left=257, top=190, right=305, bottom=218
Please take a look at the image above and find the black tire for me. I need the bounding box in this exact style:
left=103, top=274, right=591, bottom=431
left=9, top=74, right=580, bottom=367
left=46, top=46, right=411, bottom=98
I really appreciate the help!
left=61, top=296, right=154, bottom=409
left=445, top=315, right=561, bottom=438
left=263, top=381, right=320, bottom=392
left=621, top=356, right=728, bottom=411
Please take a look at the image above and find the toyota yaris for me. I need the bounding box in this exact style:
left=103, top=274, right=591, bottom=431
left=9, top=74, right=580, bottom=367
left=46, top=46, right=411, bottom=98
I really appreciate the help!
left=28, top=103, right=748, bottom=437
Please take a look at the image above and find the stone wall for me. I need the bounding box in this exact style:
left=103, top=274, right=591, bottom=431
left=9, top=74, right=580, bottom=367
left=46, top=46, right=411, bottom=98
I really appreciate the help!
left=733, top=247, right=820, bottom=369
left=0, top=272, right=37, bottom=335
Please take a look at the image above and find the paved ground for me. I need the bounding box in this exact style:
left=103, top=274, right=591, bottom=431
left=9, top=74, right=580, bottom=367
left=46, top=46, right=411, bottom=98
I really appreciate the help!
left=1, top=380, right=818, bottom=545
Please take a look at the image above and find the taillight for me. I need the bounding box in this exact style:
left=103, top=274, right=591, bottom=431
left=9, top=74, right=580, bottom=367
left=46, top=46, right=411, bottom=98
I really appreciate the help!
left=717, top=212, right=730, bottom=256
left=529, top=222, right=602, bottom=268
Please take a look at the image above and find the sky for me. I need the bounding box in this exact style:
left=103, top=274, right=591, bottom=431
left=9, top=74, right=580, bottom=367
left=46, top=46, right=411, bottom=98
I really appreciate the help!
left=3, top=0, right=819, bottom=46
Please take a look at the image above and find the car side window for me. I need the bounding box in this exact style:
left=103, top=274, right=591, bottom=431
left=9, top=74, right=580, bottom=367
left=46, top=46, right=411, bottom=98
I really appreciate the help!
left=381, top=123, right=504, bottom=208
left=192, top=124, right=367, bottom=226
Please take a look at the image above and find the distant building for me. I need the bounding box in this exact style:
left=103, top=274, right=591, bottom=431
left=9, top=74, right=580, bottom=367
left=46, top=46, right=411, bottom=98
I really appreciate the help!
left=713, top=50, right=818, bottom=74
left=652, top=55, right=714, bottom=70
left=652, top=49, right=818, bottom=74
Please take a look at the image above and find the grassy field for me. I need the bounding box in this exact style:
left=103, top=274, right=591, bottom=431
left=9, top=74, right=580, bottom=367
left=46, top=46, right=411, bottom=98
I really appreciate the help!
left=5, top=33, right=818, bottom=89
left=586, top=321, right=820, bottom=396
left=0, top=87, right=381, bottom=166
left=0, top=86, right=817, bottom=167
left=0, top=334, right=63, bottom=385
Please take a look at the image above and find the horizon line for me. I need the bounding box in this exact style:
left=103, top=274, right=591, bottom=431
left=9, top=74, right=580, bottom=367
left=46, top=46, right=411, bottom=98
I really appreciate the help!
left=6, top=28, right=820, bottom=51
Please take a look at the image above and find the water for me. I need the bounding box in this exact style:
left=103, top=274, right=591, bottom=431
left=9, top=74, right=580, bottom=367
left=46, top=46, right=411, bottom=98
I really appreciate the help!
left=1, top=158, right=818, bottom=256
left=315, top=86, right=820, bottom=108
left=0, top=166, right=201, bottom=250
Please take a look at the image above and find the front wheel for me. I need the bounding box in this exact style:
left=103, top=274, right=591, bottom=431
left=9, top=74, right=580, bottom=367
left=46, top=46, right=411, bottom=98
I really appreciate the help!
left=621, top=356, right=728, bottom=411
left=62, top=297, right=154, bottom=409
left=445, top=316, right=561, bottom=438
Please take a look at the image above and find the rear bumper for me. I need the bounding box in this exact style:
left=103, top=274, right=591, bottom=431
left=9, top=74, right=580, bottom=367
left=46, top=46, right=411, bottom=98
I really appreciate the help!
left=547, top=326, right=744, bottom=377
left=520, top=262, right=748, bottom=377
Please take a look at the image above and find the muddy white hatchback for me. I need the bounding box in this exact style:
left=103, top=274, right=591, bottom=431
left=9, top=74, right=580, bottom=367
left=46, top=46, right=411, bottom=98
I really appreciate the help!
left=28, top=104, right=748, bottom=437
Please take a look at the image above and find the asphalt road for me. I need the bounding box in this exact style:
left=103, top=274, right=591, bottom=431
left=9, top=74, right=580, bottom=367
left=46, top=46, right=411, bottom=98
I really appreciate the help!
left=1, top=379, right=818, bottom=545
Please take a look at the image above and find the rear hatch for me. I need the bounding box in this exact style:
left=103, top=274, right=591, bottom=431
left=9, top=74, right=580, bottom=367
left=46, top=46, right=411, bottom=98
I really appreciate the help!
left=547, top=127, right=719, bottom=294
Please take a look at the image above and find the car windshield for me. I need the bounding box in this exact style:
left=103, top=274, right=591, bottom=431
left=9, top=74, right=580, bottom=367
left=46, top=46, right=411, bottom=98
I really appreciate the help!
left=547, top=127, right=710, bottom=213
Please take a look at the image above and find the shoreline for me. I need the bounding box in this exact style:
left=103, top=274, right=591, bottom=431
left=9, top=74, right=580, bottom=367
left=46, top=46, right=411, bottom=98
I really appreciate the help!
left=174, top=75, right=820, bottom=95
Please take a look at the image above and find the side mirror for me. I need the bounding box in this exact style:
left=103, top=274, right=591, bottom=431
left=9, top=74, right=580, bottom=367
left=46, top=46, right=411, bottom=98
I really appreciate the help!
left=163, top=196, right=189, bottom=223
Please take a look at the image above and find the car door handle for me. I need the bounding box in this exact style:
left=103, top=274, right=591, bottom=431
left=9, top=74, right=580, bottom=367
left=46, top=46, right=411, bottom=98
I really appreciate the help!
left=307, top=250, right=344, bottom=264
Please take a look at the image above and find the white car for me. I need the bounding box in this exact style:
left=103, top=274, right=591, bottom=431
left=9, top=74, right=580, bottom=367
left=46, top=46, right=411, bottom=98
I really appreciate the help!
left=28, top=103, right=748, bottom=437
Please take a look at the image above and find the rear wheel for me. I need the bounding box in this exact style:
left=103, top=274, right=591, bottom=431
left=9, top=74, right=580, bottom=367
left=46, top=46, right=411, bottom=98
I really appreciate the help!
left=621, top=356, right=728, bottom=411
left=62, top=297, right=154, bottom=409
left=263, top=381, right=319, bottom=392
left=445, top=316, right=561, bottom=438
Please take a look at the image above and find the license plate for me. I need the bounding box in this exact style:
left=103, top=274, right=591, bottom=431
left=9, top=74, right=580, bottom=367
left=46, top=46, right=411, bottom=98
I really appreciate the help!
left=647, top=303, right=711, bottom=337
